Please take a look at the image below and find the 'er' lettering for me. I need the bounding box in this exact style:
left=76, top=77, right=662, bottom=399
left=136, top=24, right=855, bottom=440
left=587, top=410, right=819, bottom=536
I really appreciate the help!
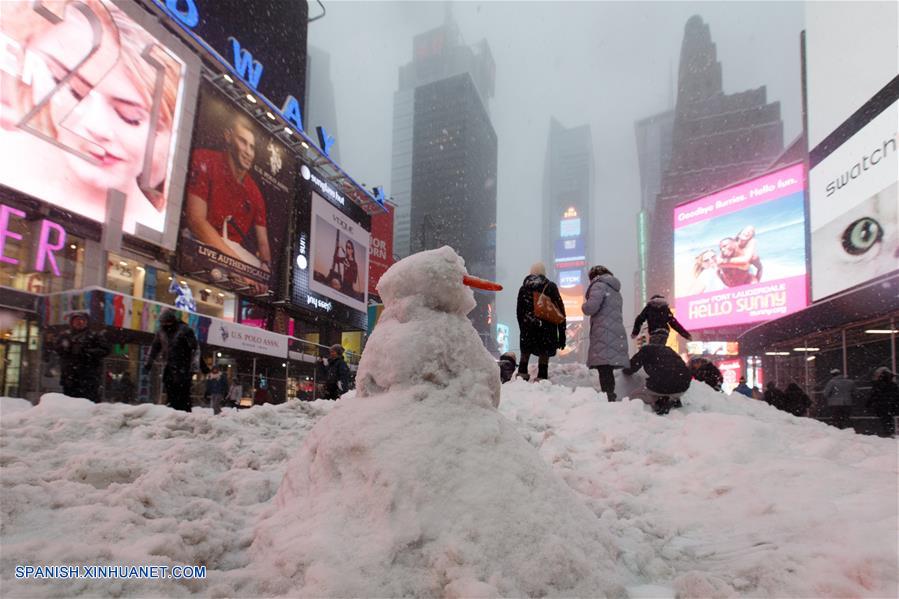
left=36, top=218, right=66, bottom=276
left=229, top=37, right=263, bottom=89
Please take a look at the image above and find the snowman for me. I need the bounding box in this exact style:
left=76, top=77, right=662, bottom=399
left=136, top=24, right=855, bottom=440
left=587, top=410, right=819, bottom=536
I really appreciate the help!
left=252, top=247, right=628, bottom=598
left=354, top=245, right=502, bottom=407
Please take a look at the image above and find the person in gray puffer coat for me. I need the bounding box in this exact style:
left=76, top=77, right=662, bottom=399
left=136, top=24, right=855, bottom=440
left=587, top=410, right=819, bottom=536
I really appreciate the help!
left=582, top=265, right=629, bottom=401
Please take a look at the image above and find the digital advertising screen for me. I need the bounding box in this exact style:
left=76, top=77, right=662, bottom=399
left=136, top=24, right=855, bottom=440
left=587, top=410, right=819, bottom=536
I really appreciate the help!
left=309, top=193, right=370, bottom=313
left=809, top=100, right=898, bottom=301
left=673, top=163, right=808, bottom=330
left=177, top=81, right=297, bottom=295
left=0, top=0, right=187, bottom=238
left=367, top=202, right=394, bottom=297
left=291, top=165, right=371, bottom=329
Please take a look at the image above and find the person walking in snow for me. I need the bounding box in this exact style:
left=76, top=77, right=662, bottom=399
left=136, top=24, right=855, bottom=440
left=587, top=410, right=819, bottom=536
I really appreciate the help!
left=631, top=295, right=691, bottom=345
left=317, top=344, right=351, bottom=400
left=144, top=309, right=204, bottom=412
left=582, top=265, right=629, bottom=401
left=734, top=377, right=753, bottom=398
left=622, top=343, right=692, bottom=414
left=822, top=368, right=858, bottom=430
left=206, top=365, right=228, bottom=415
left=498, top=352, right=517, bottom=383
left=866, top=367, right=898, bottom=437
left=53, top=311, right=111, bottom=402
left=783, top=382, right=811, bottom=417
left=516, top=262, right=566, bottom=381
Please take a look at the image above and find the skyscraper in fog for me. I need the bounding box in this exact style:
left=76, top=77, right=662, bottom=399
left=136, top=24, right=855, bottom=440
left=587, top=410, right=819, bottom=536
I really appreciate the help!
left=541, top=118, right=594, bottom=362
left=648, top=15, right=784, bottom=301
left=305, top=46, right=340, bottom=163
left=391, top=15, right=497, bottom=346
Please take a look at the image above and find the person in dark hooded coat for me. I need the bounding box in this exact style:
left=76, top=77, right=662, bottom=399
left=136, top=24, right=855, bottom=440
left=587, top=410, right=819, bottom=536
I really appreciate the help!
left=763, top=382, right=787, bottom=411
left=144, top=309, right=203, bottom=412
left=689, top=357, right=723, bottom=392
left=867, top=367, right=899, bottom=437
left=53, top=311, right=110, bottom=402
left=622, top=343, right=692, bottom=414
left=631, top=295, right=692, bottom=345
left=498, top=352, right=517, bottom=383
left=783, top=382, right=811, bottom=417
left=516, top=262, right=566, bottom=381
left=582, top=265, right=629, bottom=401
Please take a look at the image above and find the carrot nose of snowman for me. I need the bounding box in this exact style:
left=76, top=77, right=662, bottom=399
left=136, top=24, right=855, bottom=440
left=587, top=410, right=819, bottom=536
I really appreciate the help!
left=462, top=275, right=503, bottom=292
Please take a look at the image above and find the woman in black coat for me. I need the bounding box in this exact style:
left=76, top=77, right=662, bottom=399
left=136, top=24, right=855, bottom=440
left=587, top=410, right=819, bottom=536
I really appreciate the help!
left=516, top=262, right=566, bottom=381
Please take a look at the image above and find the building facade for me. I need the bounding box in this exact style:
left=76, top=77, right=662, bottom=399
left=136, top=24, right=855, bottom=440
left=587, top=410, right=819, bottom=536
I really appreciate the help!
left=648, top=16, right=785, bottom=306
left=391, top=17, right=498, bottom=346
left=0, top=0, right=382, bottom=404
left=541, top=118, right=594, bottom=362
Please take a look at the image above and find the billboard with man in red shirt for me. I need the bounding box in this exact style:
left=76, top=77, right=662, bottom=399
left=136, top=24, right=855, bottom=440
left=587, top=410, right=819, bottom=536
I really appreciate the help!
left=177, top=82, right=297, bottom=295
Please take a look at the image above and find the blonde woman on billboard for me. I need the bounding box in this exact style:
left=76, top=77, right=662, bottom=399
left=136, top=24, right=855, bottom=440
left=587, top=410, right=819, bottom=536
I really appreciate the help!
left=0, top=0, right=182, bottom=233
left=690, top=249, right=724, bottom=295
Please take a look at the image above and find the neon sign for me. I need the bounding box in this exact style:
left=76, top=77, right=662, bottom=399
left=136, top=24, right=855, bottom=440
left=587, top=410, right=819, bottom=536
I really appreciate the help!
left=0, top=203, right=66, bottom=277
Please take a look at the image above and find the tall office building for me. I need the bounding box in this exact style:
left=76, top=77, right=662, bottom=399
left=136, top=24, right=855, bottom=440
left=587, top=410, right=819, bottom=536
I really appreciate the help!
left=305, top=46, right=340, bottom=162
left=648, top=15, right=784, bottom=302
left=541, top=118, right=594, bottom=362
left=633, top=108, right=675, bottom=311
left=391, top=16, right=497, bottom=345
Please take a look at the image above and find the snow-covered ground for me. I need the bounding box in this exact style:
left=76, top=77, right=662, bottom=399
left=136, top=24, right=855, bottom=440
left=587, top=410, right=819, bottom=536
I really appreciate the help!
left=1, top=371, right=896, bottom=598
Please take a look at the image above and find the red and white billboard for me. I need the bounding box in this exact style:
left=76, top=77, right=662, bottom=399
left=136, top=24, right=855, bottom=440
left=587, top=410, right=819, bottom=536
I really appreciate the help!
left=368, top=203, right=394, bottom=296
left=673, top=163, right=809, bottom=330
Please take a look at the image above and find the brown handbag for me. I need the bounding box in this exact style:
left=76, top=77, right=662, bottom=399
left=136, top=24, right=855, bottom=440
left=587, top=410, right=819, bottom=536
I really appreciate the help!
left=533, top=284, right=565, bottom=325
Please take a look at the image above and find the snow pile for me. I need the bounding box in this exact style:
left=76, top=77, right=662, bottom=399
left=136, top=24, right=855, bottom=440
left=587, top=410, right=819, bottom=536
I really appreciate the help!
left=0, top=344, right=896, bottom=597
left=502, top=377, right=899, bottom=598
left=0, top=396, right=334, bottom=597
left=252, top=247, right=630, bottom=597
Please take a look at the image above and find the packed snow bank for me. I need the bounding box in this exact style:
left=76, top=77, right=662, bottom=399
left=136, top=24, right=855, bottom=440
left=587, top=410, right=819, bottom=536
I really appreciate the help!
left=253, top=382, right=630, bottom=597
left=0, top=397, right=335, bottom=597
left=502, top=375, right=899, bottom=598
left=1, top=364, right=895, bottom=597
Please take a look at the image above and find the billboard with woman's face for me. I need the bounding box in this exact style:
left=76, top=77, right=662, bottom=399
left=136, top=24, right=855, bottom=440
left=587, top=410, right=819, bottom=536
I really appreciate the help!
left=673, top=163, right=809, bottom=330
left=309, top=193, right=369, bottom=313
left=0, top=0, right=186, bottom=237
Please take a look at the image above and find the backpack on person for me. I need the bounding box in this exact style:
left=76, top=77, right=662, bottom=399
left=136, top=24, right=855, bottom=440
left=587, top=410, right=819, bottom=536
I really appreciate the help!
left=533, top=284, right=564, bottom=325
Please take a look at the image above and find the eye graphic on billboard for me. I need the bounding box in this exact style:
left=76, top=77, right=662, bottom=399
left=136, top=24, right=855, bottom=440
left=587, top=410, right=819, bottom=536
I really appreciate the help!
left=0, top=0, right=186, bottom=239
left=177, top=81, right=296, bottom=295
left=809, top=101, right=898, bottom=301
left=673, top=163, right=808, bottom=330
left=309, top=193, right=370, bottom=313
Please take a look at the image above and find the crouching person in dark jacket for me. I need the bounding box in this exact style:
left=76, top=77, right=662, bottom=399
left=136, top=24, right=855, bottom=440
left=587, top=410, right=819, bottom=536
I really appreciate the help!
left=144, top=309, right=203, bottom=412
left=689, top=357, right=723, bottom=392
left=317, top=344, right=351, bottom=400
left=622, top=344, right=692, bottom=414
left=499, top=352, right=517, bottom=383
left=54, top=311, right=110, bottom=402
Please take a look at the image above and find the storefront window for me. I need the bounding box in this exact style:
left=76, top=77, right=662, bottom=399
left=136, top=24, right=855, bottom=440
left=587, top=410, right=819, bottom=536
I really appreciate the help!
left=143, top=269, right=236, bottom=320
left=106, top=254, right=146, bottom=297
left=0, top=210, right=84, bottom=294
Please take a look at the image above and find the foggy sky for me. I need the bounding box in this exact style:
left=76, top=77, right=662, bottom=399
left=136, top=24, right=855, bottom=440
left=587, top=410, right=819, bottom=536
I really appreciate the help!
left=307, top=1, right=805, bottom=349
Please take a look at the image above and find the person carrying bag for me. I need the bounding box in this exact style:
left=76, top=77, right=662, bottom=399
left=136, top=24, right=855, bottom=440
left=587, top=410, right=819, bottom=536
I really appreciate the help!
left=516, top=262, right=566, bottom=381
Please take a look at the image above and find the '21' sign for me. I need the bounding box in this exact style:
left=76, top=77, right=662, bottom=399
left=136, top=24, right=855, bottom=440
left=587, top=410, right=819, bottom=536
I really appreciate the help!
left=160, top=0, right=304, bottom=132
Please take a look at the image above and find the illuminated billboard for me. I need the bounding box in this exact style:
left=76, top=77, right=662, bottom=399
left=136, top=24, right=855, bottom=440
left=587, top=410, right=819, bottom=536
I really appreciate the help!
left=0, top=0, right=187, bottom=241
left=178, top=82, right=296, bottom=295
left=309, top=193, right=370, bottom=313
left=673, top=163, right=808, bottom=330
left=809, top=99, right=898, bottom=301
